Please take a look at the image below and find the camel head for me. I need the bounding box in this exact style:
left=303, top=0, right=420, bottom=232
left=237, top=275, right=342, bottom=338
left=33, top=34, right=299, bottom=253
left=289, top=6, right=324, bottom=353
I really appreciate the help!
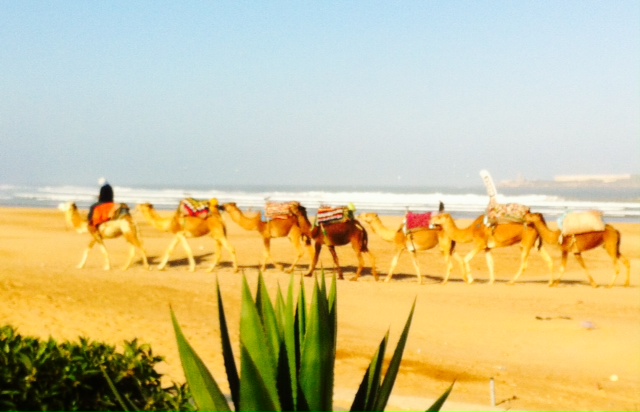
left=57, top=201, right=77, bottom=213
left=209, top=198, right=223, bottom=211
left=288, top=202, right=307, bottom=218
left=221, top=202, right=237, bottom=213
left=358, top=212, right=379, bottom=224
left=135, top=203, right=153, bottom=213
left=524, top=212, right=544, bottom=224
left=429, top=212, right=452, bottom=227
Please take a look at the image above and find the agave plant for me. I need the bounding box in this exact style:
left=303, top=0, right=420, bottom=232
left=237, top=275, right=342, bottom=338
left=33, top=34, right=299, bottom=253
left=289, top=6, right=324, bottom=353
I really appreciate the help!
left=171, top=272, right=453, bottom=411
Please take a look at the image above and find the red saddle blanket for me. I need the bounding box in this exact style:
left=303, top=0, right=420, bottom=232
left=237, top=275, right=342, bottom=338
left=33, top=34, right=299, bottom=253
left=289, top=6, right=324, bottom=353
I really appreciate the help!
left=405, top=211, right=432, bottom=232
left=558, top=211, right=605, bottom=236
left=317, top=206, right=350, bottom=225
left=92, top=203, right=130, bottom=226
left=178, top=198, right=210, bottom=219
left=265, top=202, right=294, bottom=220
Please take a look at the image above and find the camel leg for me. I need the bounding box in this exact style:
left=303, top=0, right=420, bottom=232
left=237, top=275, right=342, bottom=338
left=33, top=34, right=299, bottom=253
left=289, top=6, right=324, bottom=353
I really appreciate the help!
left=440, top=249, right=452, bottom=284
left=552, top=252, right=569, bottom=286
left=386, top=249, right=403, bottom=283
left=603, top=239, right=631, bottom=287
left=207, top=239, right=223, bottom=272
left=408, top=251, right=422, bottom=284
left=96, top=242, right=111, bottom=271
left=177, top=234, right=196, bottom=272
left=122, top=245, right=136, bottom=271
left=535, top=246, right=554, bottom=286
left=452, top=252, right=471, bottom=283
left=508, top=245, right=531, bottom=285
left=327, top=246, right=345, bottom=280
left=350, top=250, right=364, bottom=281
left=305, top=243, right=322, bottom=278
left=368, top=251, right=377, bottom=281
left=123, top=225, right=150, bottom=270
left=613, top=254, right=631, bottom=287
left=573, top=253, right=598, bottom=288
left=157, top=235, right=181, bottom=271
left=216, top=237, right=238, bottom=273
left=122, top=233, right=149, bottom=270
left=463, top=248, right=481, bottom=283
left=484, top=250, right=495, bottom=284
left=286, top=230, right=305, bottom=273
left=77, top=239, right=98, bottom=269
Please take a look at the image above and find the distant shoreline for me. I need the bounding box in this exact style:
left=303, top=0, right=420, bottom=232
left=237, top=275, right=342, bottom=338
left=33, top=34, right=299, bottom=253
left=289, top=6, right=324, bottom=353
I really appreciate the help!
left=498, top=177, right=640, bottom=190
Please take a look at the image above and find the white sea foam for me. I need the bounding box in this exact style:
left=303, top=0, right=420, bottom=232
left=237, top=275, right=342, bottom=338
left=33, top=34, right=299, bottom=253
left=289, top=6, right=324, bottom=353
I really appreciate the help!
left=1, top=184, right=639, bottom=221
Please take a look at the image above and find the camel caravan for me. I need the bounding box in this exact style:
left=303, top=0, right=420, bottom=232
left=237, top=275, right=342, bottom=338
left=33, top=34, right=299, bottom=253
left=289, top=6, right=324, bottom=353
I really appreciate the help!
left=57, top=174, right=631, bottom=287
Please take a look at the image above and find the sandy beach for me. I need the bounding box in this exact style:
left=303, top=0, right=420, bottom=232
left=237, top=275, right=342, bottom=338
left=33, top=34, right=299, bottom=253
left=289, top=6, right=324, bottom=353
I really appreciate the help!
left=0, top=206, right=638, bottom=411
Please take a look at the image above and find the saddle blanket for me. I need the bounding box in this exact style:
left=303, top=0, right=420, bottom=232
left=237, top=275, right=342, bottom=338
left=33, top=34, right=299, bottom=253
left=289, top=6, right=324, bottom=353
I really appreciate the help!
left=265, top=201, right=294, bottom=220
left=92, top=203, right=129, bottom=226
left=178, top=198, right=210, bottom=219
left=558, top=211, right=605, bottom=236
left=485, top=203, right=530, bottom=225
left=317, top=205, right=348, bottom=225
left=404, top=211, right=432, bottom=232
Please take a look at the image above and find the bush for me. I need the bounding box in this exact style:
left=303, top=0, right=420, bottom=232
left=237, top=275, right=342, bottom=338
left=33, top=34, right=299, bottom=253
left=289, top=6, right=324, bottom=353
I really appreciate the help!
left=0, top=325, right=192, bottom=411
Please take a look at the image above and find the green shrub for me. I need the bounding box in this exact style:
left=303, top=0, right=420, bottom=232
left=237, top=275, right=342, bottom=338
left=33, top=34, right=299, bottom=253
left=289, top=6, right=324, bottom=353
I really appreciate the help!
left=0, top=325, right=192, bottom=411
left=172, top=272, right=453, bottom=411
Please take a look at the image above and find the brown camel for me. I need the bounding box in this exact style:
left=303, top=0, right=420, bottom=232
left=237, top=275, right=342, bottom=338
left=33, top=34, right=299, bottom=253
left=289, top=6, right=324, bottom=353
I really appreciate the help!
left=220, top=202, right=313, bottom=272
left=358, top=212, right=468, bottom=284
left=289, top=204, right=377, bottom=281
left=59, top=202, right=149, bottom=271
left=524, top=212, right=630, bottom=287
left=430, top=213, right=553, bottom=284
left=136, top=201, right=238, bottom=273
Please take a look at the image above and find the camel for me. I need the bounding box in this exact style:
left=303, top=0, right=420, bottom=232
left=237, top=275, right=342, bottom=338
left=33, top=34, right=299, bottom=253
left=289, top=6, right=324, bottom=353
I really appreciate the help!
left=524, top=213, right=630, bottom=287
left=358, top=212, right=468, bottom=284
left=289, top=204, right=377, bottom=281
left=59, top=202, right=149, bottom=271
left=430, top=213, right=553, bottom=285
left=136, top=201, right=238, bottom=273
left=220, top=202, right=313, bottom=272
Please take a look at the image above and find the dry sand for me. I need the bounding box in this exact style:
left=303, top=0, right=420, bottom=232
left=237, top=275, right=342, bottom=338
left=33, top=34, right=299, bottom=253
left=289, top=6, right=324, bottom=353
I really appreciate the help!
left=0, top=207, right=639, bottom=411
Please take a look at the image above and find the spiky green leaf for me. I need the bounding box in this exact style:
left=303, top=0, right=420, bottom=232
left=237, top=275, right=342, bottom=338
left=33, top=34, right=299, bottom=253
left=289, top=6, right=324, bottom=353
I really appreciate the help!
left=216, top=278, right=240, bottom=410
left=171, top=308, right=230, bottom=411
left=350, top=332, right=388, bottom=411
left=299, top=276, right=335, bottom=411
left=373, top=299, right=416, bottom=411
left=238, top=276, right=281, bottom=411
left=426, top=381, right=455, bottom=412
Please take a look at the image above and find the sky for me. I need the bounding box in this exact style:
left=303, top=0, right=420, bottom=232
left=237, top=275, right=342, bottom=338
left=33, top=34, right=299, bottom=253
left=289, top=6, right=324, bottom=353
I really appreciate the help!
left=1, top=1, right=638, bottom=188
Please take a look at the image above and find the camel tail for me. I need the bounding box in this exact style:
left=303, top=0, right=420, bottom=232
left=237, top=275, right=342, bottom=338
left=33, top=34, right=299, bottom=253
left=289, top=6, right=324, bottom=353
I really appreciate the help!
left=355, top=220, right=370, bottom=253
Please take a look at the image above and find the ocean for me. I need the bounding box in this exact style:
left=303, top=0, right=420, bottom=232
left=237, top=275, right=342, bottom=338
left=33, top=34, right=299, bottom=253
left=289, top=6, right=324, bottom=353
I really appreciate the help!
left=1, top=183, right=639, bottom=223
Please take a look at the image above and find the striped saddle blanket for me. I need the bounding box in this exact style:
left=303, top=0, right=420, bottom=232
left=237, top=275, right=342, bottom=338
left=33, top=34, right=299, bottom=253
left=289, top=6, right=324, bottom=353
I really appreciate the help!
left=404, top=211, right=433, bottom=233
left=317, top=205, right=351, bottom=225
left=178, top=198, right=210, bottom=219
left=265, top=201, right=295, bottom=220
left=485, top=203, right=530, bottom=225
left=92, top=203, right=130, bottom=226
left=558, top=211, right=605, bottom=236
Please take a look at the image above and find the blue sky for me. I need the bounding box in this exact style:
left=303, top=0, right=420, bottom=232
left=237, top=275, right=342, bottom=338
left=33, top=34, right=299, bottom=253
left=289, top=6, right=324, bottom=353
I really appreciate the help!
left=1, top=1, right=638, bottom=188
